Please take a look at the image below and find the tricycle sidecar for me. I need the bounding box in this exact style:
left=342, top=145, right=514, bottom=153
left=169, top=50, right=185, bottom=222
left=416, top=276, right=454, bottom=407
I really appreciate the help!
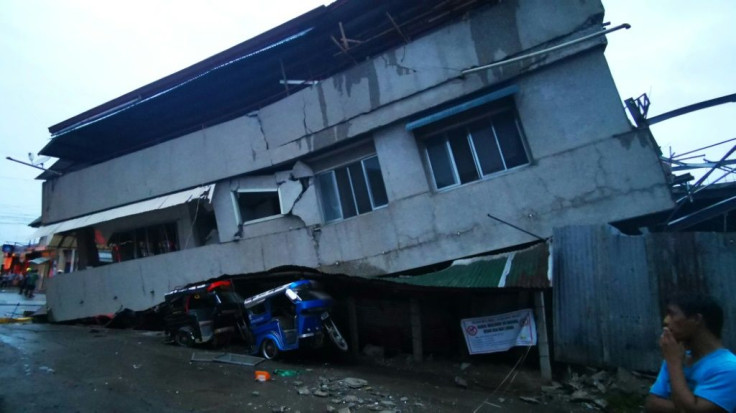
left=243, top=280, right=348, bottom=359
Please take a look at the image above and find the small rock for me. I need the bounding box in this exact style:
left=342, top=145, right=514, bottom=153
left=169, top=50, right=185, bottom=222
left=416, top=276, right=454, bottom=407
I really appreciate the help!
left=293, top=380, right=304, bottom=386
left=570, top=390, right=593, bottom=402
left=519, top=396, right=541, bottom=404
left=297, top=386, right=311, bottom=396
left=454, top=376, right=468, bottom=389
left=593, top=398, right=608, bottom=409
left=313, top=389, right=329, bottom=397
left=337, top=407, right=352, bottom=413
left=252, top=391, right=260, bottom=397
left=460, top=362, right=471, bottom=370
left=343, top=395, right=359, bottom=403
left=399, top=397, right=408, bottom=402
left=343, top=378, right=368, bottom=389
left=325, top=406, right=336, bottom=413
left=379, top=400, right=395, bottom=407
left=272, top=407, right=288, bottom=413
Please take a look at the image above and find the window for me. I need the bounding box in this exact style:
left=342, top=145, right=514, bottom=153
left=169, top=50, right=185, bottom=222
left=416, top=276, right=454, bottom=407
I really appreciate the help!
left=316, top=155, right=388, bottom=222
left=420, top=102, right=528, bottom=190
left=232, top=189, right=284, bottom=225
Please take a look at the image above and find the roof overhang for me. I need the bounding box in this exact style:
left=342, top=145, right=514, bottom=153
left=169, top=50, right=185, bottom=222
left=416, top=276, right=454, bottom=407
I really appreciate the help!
left=31, top=185, right=214, bottom=245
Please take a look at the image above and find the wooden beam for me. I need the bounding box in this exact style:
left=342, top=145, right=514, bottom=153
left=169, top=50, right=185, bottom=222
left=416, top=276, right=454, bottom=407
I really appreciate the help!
left=347, top=297, right=360, bottom=357
left=410, top=298, right=423, bottom=362
left=534, top=291, right=552, bottom=382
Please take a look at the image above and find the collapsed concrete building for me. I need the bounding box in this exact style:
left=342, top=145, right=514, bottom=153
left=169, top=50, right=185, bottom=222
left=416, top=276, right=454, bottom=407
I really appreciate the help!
left=32, top=0, right=673, bottom=337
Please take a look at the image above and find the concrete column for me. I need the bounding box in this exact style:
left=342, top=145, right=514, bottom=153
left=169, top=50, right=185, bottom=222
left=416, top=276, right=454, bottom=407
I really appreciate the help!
left=410, top=298, right=423, bottom=362
left=347, top=297, right=360, bottom=357
left=75, top=227, right=99, bottom=270
left=534, top=290, right=552, bottom=382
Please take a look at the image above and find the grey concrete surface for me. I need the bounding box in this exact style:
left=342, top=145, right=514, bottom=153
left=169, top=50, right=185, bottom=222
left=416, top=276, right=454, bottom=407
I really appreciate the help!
left=0, top=323, right=599, bottom=413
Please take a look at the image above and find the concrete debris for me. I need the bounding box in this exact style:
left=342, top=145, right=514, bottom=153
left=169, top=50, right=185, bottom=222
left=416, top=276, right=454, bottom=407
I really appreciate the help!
left=278, top=375, right=415, bottom=412
left=529, top=366, right=652, bottom=410
left=342, top=377, right=368, bottom=389
left=39, top=366, right=55, bottom=374
left=570, top=390, right=593, bottom=402
left=454, top=376, right=468, bottom=388
left=313, top=389, right=330, bottom=397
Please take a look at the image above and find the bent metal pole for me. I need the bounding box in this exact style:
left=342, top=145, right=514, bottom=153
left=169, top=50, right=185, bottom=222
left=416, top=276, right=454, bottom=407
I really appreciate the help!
left=462, top=23, right=631, bottom=75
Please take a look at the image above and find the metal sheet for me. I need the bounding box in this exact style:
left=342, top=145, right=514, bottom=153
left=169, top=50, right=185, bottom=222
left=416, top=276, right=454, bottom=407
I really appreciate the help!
left=553, top=226, right=736, bottom=372
left=383, top=242, right=550, bottom=289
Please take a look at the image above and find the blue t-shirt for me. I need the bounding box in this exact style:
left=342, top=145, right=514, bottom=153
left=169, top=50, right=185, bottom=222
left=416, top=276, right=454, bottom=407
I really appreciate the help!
left=650, top=348, right=736, bottom=412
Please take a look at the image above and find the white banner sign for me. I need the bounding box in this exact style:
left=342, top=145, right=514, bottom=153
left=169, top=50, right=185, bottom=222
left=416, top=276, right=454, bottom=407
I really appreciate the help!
left=461, top=309, right=537, bottom=354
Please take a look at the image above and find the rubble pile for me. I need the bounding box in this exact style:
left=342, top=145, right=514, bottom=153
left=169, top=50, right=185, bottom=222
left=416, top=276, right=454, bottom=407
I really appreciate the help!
left=524, top=367, right=654, bottom=410
left=284, top=375, right=422, bottom=413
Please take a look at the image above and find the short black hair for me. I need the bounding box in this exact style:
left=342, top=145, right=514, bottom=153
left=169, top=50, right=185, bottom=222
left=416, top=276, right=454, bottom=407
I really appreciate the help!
left=668, top=293, right=724, bottom=338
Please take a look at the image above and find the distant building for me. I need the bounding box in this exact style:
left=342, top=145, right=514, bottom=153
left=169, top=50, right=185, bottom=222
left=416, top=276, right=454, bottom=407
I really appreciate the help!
left=32, top=0, right=673, bottom=323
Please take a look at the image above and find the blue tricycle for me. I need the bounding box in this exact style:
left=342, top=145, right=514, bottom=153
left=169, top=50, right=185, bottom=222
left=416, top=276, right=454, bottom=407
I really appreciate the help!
left=243, top=280, right=349, bottom=359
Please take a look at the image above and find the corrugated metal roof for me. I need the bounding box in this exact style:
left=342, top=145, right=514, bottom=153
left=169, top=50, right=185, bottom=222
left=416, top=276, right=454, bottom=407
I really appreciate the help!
left=383, top=242, right=550, bottom=289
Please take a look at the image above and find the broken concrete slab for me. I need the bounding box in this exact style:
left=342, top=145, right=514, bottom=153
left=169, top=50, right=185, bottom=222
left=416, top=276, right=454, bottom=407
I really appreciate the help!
left=278, top=179, right=303, bottom=213
left=292, top=161, right=314, bottom=179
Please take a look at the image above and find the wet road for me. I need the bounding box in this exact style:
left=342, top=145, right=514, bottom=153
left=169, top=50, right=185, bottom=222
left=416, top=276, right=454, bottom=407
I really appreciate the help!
left=0, top=323, right=576, bottom=413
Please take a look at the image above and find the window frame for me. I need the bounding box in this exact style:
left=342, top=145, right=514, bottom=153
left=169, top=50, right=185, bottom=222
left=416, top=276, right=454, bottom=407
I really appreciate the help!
left=315, top=154, right=388, bottom=223
left=419, top=102, right=530, bottom=191
left=230, top=188, right=286, bottom=227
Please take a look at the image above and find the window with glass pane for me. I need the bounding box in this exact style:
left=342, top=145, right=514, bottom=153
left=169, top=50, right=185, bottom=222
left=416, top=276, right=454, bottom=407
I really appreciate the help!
left=317, top=155, right=388, bottom=222
left=421, top=104, right=528, bottom=190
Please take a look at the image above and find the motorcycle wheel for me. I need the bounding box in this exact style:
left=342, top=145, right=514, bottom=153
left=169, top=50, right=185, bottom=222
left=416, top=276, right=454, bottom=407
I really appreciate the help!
left=175, top=329, right=195, bottom=347
left=261, top=338, right=279, bottom=360
left=323, top=318, right=349, bottom=351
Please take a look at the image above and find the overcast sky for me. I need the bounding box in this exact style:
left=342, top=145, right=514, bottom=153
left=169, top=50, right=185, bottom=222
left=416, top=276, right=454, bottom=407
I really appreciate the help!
left=1, top=0, right=735, bottom=243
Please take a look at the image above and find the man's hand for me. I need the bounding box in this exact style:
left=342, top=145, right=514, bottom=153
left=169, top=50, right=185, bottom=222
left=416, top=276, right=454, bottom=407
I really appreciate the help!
left=660, top=327, right=685, bottom=366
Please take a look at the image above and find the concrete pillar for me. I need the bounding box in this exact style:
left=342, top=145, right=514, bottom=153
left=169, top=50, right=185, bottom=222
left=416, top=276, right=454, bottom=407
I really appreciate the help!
left=75, top=227, right=99, bottom=270
left=347, top=297, right=360, bottom=357
left=410, top=298, right=423, bottom=362
left=534, top=290, right=552, bottom=382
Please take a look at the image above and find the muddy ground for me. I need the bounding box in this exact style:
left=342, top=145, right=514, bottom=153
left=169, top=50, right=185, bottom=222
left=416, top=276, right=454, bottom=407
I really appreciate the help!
left=0, top=323, right=647, bottom=412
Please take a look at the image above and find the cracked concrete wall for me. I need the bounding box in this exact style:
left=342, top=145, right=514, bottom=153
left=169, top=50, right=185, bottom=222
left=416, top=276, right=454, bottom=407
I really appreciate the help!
left=42, top=116, right=265, bottom=223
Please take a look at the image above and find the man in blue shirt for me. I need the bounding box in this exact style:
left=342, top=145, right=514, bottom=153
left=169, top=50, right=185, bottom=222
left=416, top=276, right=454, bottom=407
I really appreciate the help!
left=646, top=293, right=736, bottom=412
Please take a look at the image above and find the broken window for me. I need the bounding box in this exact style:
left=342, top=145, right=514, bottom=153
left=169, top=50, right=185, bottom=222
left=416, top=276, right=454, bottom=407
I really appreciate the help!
left=232, top=189, right=284, bottom=225
left=316, top=155, right=388, bottom=223
left=417, top=98, right=529, bottom=190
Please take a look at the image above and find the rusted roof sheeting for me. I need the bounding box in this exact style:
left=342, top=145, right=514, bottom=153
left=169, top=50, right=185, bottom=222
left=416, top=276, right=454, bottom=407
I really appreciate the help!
left=383, top=242, right=550, bottom=289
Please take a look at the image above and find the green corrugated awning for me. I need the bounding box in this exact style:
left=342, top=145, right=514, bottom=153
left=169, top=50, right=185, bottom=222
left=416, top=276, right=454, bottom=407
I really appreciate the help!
left=384, top=242, right=550, bottom=289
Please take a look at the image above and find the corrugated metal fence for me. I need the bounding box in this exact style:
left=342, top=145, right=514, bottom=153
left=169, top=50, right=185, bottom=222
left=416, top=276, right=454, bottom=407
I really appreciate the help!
left=552, top=225, right=736, bottom=372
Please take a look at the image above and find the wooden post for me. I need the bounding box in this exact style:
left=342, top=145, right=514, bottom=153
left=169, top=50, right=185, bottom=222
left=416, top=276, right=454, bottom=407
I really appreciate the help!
left=410, top=298, right=423, bottom=362
left=534, top=290, right=552, bottom=382
left=347, top=297, right=359, bottom=357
